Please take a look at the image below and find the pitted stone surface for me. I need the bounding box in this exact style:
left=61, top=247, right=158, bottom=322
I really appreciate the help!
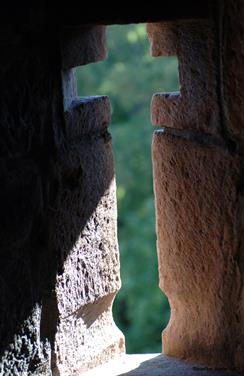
left=51, top=95, right=124, bottom=373
left=55, top=293, right=124, bottom=375
left=221, top=0, right=244, bottom=139
left=0, top=2, right=243, bottom=374
left=55, top=178, right=121, bottom=318
left=148, top=20, right=219, bottom=134
left=0, top=36, right=123, bottom=373
left=152, top=129, right=241, bottom=368
left=64, top=96, right=111, bottom=138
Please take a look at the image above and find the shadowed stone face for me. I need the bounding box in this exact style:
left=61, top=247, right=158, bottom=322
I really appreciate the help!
left=0, top=27, right=124, bottom=375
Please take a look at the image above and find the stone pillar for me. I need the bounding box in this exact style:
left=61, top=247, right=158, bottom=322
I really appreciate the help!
left=0, top=24, right=124, bottom=375
left=148, top=1, right=244, bottom=370
left=56, top=26, right=125, bottom=374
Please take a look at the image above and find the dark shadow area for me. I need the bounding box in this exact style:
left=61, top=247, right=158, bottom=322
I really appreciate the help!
left=0, top=2, right=210, bottom=30
left=0, top=29, right=114, bottom=372
left=56, top=2, right=210, bottom=26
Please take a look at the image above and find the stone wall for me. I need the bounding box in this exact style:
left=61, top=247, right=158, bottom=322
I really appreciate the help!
left=148, top=0, right=244, bottom=370
left=0, top=1, right=243, bottom=374
left=0, top=25, right=124, bottom=375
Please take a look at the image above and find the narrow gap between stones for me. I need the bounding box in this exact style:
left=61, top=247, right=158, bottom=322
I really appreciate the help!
left=76, top=24, right=179, bottom=353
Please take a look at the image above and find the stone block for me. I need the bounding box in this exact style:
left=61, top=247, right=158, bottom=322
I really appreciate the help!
left=47, top=95, right=124, bottom=373
left=147, top=22, right=177, bottom=56
left=54, top=171, right=121, bottom=319
left=148, top=20, right=219, bottom=134
left=60, top=26, right=107, bottom=70
left=221, top=0, right=244, bottom=139
left=55, top=293, right=124, bottom=375
left=152, top=128, right=242, bottom=368
left=64, top=95, right=111, bottom=138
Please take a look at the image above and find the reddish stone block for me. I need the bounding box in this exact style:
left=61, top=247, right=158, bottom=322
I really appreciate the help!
left=148, top=20, right=220, bottom=134
left=152, top=129, right=242, bottom=368
left=147, top=22, right=177, bottom=56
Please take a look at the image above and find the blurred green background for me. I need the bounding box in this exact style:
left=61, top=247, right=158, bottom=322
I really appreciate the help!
left=76, top=24, right=179, bottom=353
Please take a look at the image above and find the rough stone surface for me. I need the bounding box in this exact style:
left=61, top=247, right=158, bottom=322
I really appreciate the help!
left=152, top=129, right=242, bottom=369
left=221, top=0, right=244, bottom=139
left=64, top=96, right=111, bottom=137
left=148, top=20, right=220, bottom=134
left=60, top=26, right=107, bottom=69
left=56, top=293, right=124, bottom=375
left=47, top=96, right=124, bottom=373
left=0, top=32, right=63, bottom=375
left=219, top=3, right=244, bottom=366
left=52, top=149, right=125, bottom=373
left=54, top=173, right=120, bottom=319
left=1, top=3, right=243, bottom=374
left=0, top=29, right=124, bottom=374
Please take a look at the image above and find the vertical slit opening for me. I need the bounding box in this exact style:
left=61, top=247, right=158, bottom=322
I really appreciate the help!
left=76, top=23, right=179, bottom=353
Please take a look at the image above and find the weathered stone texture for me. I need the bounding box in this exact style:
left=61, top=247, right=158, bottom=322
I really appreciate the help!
left=0, top=29, right=124, bottom=374
left=148, top=20, right=220, bottom=134
left=55, top=171, right=119, bottom=318
left=220, top=2, right=244, bottom=369
left=51, top=95, right=124, bottom=374
left=0, top=34, right=63, bottom=375
left=60, top=26, right=107, bottom=69
left=152, top=129, right=241, bottom=368
left=1, top=2, right=243, bottom=374
left=64, top=96, right=111, bottom=137
left=221, top=0, right=244, bottom=139
left=56, top=293, right=124, bottom=375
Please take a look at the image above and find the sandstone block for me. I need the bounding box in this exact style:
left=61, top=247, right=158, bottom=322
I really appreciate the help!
left=148, top=20, right=219, bottom=134
left=152, top=129, right=242, bottom=368
left=55, top=293, right=124, bottom=375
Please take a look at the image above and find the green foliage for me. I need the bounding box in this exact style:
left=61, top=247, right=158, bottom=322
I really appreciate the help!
left=76, top=24, right=178, bottom=353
